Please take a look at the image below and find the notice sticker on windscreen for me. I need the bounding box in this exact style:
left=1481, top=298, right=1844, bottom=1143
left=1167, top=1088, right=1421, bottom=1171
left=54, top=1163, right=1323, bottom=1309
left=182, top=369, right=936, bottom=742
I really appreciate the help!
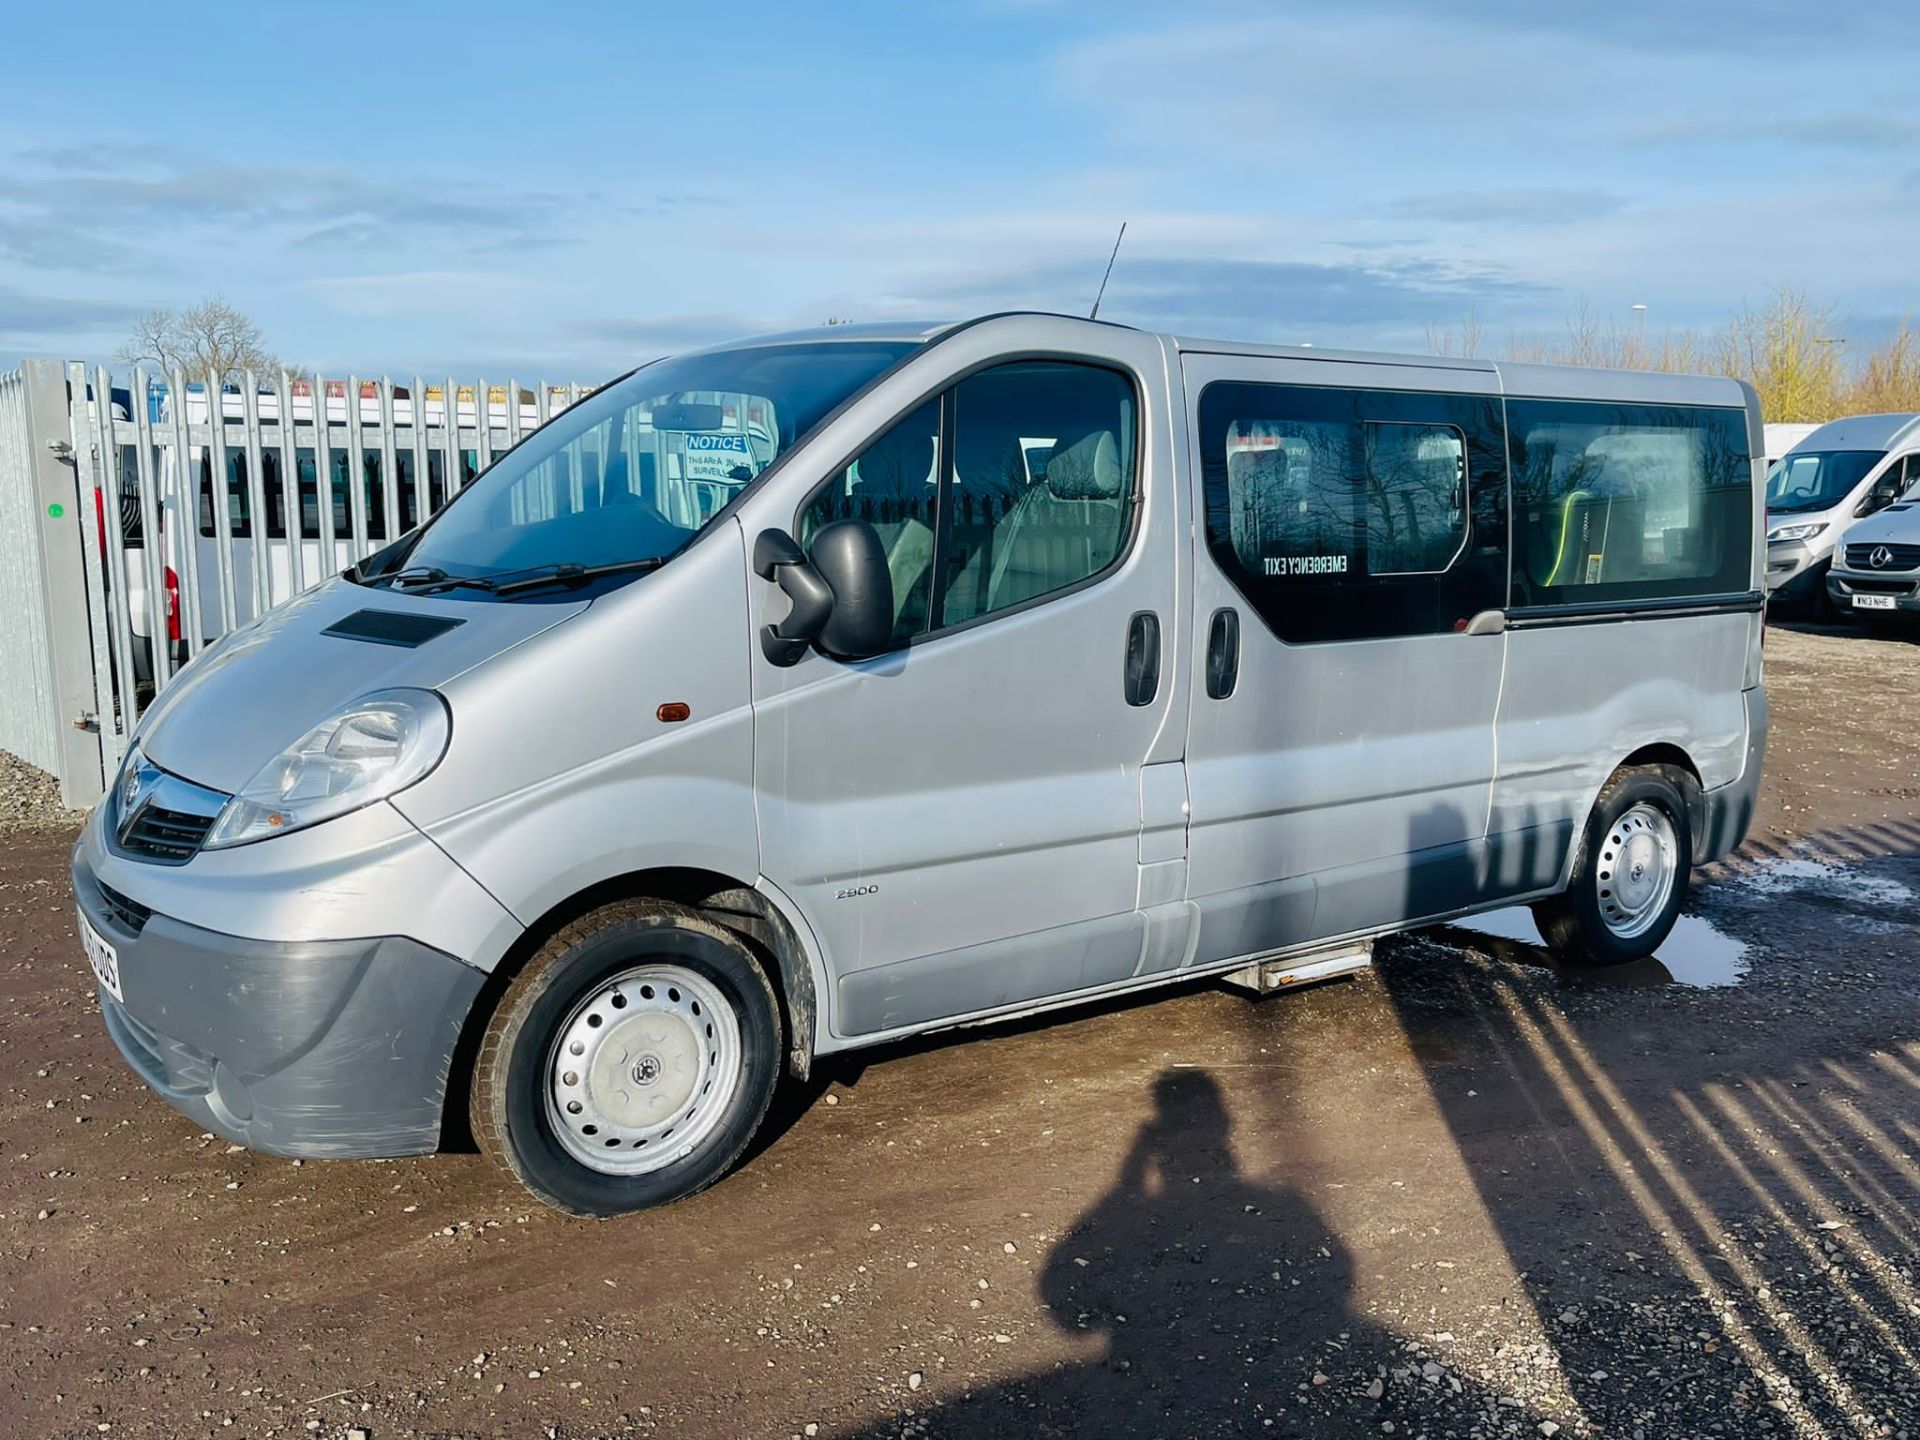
left=681, top=432, right=756, bottom=484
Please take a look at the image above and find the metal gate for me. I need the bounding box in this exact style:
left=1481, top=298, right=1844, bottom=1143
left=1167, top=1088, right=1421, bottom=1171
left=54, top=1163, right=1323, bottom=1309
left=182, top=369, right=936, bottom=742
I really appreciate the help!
left=0, top=360, right=588, bottom=805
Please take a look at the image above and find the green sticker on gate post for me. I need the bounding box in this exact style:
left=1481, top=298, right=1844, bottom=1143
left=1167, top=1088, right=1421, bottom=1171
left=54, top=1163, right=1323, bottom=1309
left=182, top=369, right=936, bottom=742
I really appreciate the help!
left=46, top=502, right=64, bottom=518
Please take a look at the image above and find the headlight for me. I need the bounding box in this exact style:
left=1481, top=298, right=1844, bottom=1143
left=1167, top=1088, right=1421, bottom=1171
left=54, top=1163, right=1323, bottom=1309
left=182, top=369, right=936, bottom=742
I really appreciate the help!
left=204, top=688, right=450, bottom=849
left=1767, top=521, right=1827, bottom=543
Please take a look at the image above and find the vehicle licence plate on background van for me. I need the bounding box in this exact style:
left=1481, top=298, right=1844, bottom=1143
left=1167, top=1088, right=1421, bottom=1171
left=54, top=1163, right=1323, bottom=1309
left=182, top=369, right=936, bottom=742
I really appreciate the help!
left=1853, top=594, right=1897, bottom=611
left=78, top=910, right=123, bottom=1001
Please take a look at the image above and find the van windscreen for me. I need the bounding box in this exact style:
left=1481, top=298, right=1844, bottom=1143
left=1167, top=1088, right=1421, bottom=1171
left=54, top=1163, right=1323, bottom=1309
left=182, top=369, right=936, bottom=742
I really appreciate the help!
left=366, top=340, right=917, bottom=598
left=1767, top=450, right=1880, bottom=515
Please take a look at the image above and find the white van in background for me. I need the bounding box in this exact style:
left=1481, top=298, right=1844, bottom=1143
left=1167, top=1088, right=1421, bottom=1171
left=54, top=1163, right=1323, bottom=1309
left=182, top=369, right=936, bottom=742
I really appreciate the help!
left=1763, top=422, right=1820, bottom=466
left=1763, top=413, right=1920, bottom=615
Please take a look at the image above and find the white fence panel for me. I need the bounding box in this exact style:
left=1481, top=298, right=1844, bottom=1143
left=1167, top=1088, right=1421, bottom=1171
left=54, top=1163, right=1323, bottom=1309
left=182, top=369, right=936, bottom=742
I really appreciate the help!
left=0, top=368, right=63, bottom=775
left=0, top=361, right=115, bottom=804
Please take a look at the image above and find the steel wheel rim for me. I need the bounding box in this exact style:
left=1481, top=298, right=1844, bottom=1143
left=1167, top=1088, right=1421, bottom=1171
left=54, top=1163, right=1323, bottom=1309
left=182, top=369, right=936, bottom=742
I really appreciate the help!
left=544, top=963, right=743, bottom=1177
left=1595, top=802, right=1678, bottom=940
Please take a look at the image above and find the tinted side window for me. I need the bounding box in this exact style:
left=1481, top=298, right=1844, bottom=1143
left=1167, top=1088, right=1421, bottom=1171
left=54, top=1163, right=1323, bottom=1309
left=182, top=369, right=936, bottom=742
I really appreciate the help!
left=202, top=449, right=399, bottom=541
left=198, top=452, right=253, bottom=538
left=800, top=398, right=942, bottom=648
left=938, top=361, right=1137, bottom=627
left=1508, top=399, right=1752, bottom=607
left=116, top=446, right=145, bottom=544
left=1199, top=382, right=1505, bottom=643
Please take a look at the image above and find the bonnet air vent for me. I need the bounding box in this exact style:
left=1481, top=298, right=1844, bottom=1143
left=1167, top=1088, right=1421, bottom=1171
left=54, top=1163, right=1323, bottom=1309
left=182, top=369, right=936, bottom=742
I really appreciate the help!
left=321, top=609, right=466, bottom=648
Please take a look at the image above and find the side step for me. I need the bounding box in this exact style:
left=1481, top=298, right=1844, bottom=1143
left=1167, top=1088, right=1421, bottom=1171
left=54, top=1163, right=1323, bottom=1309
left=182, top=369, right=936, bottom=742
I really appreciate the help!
left=1220, top=939, right=1373, bottom=996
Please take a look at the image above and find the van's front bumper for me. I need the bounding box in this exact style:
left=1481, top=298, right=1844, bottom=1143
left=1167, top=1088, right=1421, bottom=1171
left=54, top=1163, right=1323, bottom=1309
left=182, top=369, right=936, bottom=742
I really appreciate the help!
left=1765, top=541, right=1828, bottom=609
left=74, top=853, right=485, bottom=1157
left=1827, top=568, right=1920, bottom=615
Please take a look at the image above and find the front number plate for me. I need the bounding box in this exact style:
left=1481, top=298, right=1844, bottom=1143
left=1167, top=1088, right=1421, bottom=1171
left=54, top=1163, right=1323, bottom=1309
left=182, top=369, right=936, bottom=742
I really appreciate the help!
left=78, top=909, right=123, bottom=1002
left=1853, top=594, right=1897, bottom=611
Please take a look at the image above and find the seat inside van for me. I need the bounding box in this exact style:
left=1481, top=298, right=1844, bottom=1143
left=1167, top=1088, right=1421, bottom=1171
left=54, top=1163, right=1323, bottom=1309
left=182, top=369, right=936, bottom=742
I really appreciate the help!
left=981, top=428, right=1129, bottom=611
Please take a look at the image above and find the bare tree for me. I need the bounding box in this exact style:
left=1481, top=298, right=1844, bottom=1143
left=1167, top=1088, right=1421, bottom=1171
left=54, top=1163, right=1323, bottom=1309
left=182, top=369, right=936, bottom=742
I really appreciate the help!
left=119, top=298, right=284, bottom=383
left=1425, top=311, right=1484, bottom=359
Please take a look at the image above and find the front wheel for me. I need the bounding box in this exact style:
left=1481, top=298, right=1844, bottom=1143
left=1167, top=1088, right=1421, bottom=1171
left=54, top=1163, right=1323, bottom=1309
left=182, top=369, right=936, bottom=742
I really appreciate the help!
left=1532, top=765, right=1695, bottom=968
left=470, top=901, right=783, bottom=1216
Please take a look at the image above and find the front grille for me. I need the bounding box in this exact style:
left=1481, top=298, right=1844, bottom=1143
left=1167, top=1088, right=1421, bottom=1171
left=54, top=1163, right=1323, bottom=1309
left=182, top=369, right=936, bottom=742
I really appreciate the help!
left=1837, top=576, right=1917, bottom=596
left=120, top=804, right=217, bottom=863
left=1845, top=542, right=1920, bottom=571
left=96, top=880, right=152, bottom=934
left=110, top=758, right=229, bottom=866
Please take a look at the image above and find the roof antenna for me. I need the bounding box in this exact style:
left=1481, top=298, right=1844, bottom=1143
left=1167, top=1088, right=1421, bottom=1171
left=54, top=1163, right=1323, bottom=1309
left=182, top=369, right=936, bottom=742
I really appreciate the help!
left=1089, top=221, right=1127, bottom=320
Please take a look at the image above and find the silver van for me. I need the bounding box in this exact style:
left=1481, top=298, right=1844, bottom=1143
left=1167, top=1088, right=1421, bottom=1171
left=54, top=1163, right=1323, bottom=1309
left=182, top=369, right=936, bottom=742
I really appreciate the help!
left=1764, top=413, right=1920, bottom=613
left=1823, top=437, right=1920, bottom=625
left=72, top=315, right=1767, bottom=1215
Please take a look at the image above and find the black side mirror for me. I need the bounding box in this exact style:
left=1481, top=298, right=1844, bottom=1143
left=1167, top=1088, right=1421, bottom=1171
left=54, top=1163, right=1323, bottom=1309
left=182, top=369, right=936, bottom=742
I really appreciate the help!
left=753, top=522, right=894, bottom=666
left=754, top=528, right=833, bottom=665
left=809, top=519, right=895, bottom=661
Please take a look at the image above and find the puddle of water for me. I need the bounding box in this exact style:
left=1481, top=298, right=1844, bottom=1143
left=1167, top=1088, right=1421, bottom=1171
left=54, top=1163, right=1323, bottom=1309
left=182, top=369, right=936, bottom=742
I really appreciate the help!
left=1448, top=908, right=1750, bottom=989
left=1729, top=855, right=1914, bottom=906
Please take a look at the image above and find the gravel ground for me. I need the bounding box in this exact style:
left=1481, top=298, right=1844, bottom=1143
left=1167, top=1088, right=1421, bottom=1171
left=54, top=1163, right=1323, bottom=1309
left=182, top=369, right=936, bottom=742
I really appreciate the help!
left=1, top=623, right=1917, bottom=1440
left=0, top=749, right=86, bottom=836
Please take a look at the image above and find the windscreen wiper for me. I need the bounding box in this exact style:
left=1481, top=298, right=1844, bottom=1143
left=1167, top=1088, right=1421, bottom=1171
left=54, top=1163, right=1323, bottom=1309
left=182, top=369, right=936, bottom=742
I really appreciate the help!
left=491, top=556, right=668, bottom=596
left=384, top=566, right=451, bottom=589
left=397, top=556, right=668, bottom=598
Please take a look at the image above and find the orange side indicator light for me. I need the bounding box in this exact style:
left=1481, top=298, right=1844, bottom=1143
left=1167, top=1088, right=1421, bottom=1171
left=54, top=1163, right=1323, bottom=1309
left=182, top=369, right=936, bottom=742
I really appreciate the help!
left=656, top=702, right=691, bottom=723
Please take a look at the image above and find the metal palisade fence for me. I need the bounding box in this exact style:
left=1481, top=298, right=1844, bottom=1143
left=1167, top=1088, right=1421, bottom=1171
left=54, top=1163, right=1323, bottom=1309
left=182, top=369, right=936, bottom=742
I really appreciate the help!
left=0, top=360, right=592, bottom=805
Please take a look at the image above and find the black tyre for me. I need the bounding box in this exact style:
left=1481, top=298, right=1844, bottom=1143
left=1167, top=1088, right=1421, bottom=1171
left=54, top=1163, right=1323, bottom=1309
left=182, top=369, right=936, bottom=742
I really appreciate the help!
left=1810, top=565, right=1840, bottom=622
left=470, top=900, right=782, bottom=1217
left=1532, top=765, right=1695, bottom=969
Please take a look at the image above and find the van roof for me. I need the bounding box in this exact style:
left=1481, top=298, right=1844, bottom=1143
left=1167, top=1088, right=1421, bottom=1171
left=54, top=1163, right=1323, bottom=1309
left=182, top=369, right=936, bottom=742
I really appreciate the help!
left=1788, top=412, right=1920, bottom=454
left=1166, top=330, right=1747, bottom=406
left=689, top=320, right=959, bottom=352
left=702, top=312, right=1752, bottom=407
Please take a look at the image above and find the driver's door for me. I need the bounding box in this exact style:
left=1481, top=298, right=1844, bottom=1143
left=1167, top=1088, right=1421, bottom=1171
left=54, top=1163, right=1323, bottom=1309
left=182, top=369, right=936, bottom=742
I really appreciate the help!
left=736, top=322, right=1188, bottom=1041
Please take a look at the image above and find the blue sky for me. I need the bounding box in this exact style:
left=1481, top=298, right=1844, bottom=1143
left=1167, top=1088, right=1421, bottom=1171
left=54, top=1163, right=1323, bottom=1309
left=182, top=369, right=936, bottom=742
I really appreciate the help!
left=1, top=0, right=1916, bottom=378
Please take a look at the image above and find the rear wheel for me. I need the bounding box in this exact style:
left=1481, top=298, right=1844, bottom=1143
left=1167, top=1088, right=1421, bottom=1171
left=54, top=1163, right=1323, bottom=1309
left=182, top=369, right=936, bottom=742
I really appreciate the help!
left=1533, top=765, right=1695, bottom=968
left=470, top=900, right=782, bottom=1216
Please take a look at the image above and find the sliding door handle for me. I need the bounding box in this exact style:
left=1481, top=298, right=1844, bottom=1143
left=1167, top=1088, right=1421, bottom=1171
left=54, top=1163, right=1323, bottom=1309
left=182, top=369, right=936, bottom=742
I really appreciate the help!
left=1124, top=611, right=1160, bottom=707
left=1205, top=607, right=1240, bottom=698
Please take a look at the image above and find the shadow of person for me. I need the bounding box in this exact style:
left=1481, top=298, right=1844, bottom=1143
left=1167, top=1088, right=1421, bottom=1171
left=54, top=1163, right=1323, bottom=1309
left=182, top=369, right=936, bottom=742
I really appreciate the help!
left=1035, top=1068, right=1355, bottom=1410
left=838, top=1068, right=1530, bottom=1439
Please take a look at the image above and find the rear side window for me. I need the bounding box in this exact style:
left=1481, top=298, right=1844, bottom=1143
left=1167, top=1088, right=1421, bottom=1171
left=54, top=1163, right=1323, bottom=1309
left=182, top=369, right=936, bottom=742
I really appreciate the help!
left=1198, top=382, right=1506, bottom=643
left=1508, top=399, right=1752, bottom=607
left=798, top=360, right=1138, bottom=648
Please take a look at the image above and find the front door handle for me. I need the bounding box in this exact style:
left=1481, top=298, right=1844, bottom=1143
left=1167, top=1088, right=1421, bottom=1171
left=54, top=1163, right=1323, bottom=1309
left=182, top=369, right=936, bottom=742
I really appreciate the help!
left=1205, top=607, right=1240, bottom=698
left=1124, top=611, right=1160, bottom=707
